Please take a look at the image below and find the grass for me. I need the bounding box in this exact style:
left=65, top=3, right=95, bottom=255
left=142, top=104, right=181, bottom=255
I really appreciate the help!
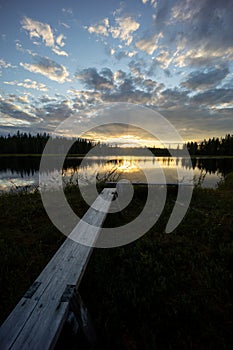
left=0, top=177, right=233, bottom=349
left=0, top=185, right=88, bottom=324
left=79, top=182, right=233, bottom=349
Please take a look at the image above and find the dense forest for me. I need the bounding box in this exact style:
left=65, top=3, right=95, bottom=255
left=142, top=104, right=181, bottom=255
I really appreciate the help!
left=0, top=131, right=94, bottom=155
left=185, top=134, right=233, bottom=156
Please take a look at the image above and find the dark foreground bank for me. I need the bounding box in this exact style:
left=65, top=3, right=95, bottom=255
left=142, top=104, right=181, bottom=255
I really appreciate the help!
left=0, top=175, right=233, bottom=349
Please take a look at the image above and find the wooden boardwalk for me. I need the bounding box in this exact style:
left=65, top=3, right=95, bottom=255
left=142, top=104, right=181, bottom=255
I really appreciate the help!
left=0, top=188, right=116, bottom=350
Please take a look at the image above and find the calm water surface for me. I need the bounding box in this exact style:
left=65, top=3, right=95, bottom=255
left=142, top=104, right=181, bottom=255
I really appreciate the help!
left=0, top=156, right=233, bottom=191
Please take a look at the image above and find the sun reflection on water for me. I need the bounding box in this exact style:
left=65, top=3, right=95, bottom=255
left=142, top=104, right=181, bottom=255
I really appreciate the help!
left=115, top=159, right=138, bottom=173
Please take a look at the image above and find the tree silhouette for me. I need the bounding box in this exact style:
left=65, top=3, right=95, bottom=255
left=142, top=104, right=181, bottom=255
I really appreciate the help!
left=185, top=134, right=233, bottom=156
left=0, top=131, right=94, bottom=155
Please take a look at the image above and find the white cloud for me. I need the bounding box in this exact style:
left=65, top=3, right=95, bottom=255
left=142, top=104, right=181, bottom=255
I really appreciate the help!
left=0, top=59, right=16, bottom=69
left=110, top=48, right=115, bottom=55
left=135, top=33, right=162, bottom=54
left=0, top=116, right=31, bottom=127
left=86, top=18, right=109, bottom=36
left=85, top=16, right=140, bottom=46
left=142, top=0, right=157, bottom=7
left=88, top=25, right=108, bottom=36
left=167, top=1, right=204, bottom=26
left=4, top=78, right=48, bottom=91
left=112, top=3, right=125, bottom=17
left=110, top=16, right=140, bottom=46
left=56, top=34, right=66, bottom=47
left=21, top=17, right=54, bottom=47
left=62, top=8, right=73, bottom=15
left=109, top=48, right=137, bottom=60
left=60, top=22, right=70, bottom=29
left=127, top=51, right=137, bottom=57
left=156, top=50, right=173, bottom=69
left=20, top=78, right=48, bottom=91
left=15, top=40, right=24, bottom=51
left=3, top=81, right=15, bottom=85
left=174, top=46, right=233, bottom=67
left=52, top=47, right=69, bottom=56
left=17, top=95, right=30, bottom=104
left=151, top=0, right=157, bottom=7
left=20, top=56, right=70, bottom=83
left=21, top=17, right=69, bottom=57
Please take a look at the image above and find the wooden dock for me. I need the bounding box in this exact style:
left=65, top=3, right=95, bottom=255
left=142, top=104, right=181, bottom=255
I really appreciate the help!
left=0, top=188, right=116, bottom=350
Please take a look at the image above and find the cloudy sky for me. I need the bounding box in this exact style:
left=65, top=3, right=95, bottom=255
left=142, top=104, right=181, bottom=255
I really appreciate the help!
left=0, top=0, right=233, bottom=143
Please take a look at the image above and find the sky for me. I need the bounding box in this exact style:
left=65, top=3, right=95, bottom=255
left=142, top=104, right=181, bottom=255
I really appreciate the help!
left=0, top=0, right=233, bottom=144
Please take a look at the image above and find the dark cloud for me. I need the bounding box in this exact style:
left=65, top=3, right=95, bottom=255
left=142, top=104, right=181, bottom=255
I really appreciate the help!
left=160, top=105, right=233, bottom=140
left=39, top=95, right=57, bottom=104
left=0, top=96, right=40, bottom=124
left=76, top=66, right=162, bottom=105
left=118, top=78, right=134, bottom=92
left=181, top=66, right=229, bottom=91
left=115, top=69, right=127, bottom=80
left=112, top=50, right=137, bottom=60
left=76, top=67, right=114, bottom=91
left=128, top=59, right=146, bottom=76
left=129, top=58, right=167, bottom=79
left=114, top=51, right=128, bottom=60
left=154, top=0, right=233, bottom=46
left=68, top=90, right=102, bottom=110
left=104, top=89, right=152, bottom=104
left=100, top=67, right=113, bottom=81
left=154, top=0, right=174, bottom=28
left=143, top=79, right=159, bottom=93
left=160, top=88, right=190, bottom=108
left=191, top=88, right=233, bottom=106
left=40, top=100, right=74, bottom=123
left=0, top=94, right=77, bottom=132
left=185, top=0, right=233, bottom=50
left=149, top=0, right=233, bottom=68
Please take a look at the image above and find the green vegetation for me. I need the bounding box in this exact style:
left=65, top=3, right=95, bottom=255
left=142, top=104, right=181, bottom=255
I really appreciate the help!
left=0, top=177, right=232, bottom=349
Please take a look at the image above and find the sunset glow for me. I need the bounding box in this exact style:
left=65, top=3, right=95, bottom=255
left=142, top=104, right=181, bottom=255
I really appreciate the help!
left=0, top=1, right=232, bottom=142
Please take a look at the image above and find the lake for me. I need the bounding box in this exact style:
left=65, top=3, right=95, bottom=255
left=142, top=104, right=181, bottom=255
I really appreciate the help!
left=0, top=156, right=233, bottom=192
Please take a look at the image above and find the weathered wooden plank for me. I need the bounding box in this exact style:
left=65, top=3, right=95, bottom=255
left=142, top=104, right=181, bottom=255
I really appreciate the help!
left=0, top=188, right=115, bottom=350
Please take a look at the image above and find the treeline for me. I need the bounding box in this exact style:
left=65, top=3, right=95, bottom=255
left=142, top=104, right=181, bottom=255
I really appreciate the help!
left=186, top=134, right=233, bottom=156
left=1, top=131, right=233, bottom=156
left=149, top=148, right=171, bottom=156
left=0, top=131, right=94, bottom=155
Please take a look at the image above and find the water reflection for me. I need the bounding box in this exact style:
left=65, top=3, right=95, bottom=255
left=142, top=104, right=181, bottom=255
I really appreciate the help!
left=0, top=156, right=232, bottom=191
